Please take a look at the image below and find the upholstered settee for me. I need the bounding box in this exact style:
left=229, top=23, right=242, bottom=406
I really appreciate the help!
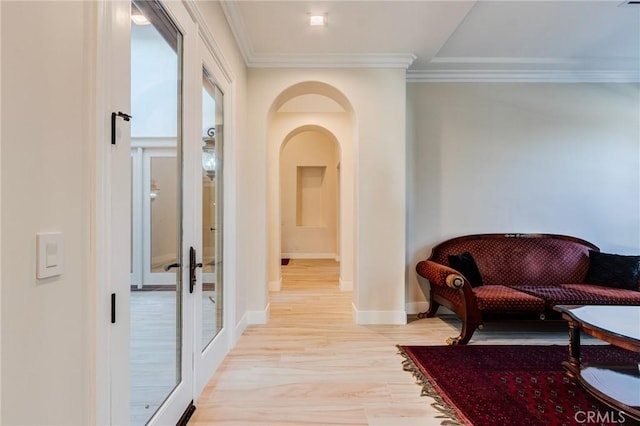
left=416, top=234, right=640, bottom=345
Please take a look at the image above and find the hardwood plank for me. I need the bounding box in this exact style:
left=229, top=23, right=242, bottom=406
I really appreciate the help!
left=190, top=259, right=590, bottom=425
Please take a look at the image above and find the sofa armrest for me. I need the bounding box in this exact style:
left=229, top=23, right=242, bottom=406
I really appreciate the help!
left=416, top=259, right=482, bottom=345
left=446, top=274, right=465, bottom=289
left=416, top=260, right=468, bottom=290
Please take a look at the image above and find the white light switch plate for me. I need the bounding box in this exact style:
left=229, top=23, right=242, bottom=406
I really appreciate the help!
left=37, top=232, right=63, bottom=279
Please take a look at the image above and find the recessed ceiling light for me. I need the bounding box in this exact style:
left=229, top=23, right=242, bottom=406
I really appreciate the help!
left=131, top=14, right=150, bottom=26
left=309, top=14, right=327, bottom=27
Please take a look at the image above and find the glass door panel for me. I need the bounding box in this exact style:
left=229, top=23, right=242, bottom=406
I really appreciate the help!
left=130, top=1, right=183, bottom=424
left=149, top=156, right=178, bottom=275
left=145, top=152, right=178, bottom=285
left=201, top=72, right=223, bottom=350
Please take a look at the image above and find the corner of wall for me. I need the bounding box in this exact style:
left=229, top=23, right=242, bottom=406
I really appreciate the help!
left=234, top=312, right=249, bottom=344
left=246, top=302, right=270, bottom=325
left=352, top=303, right=407, bottom=325
left=268, top=279, right=281, bottom=291
left=339, top=279, right=353, bottom=291
left=405, top=302, right=429, bottom=315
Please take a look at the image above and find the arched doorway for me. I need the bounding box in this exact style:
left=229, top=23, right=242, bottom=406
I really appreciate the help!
left=279, top=126, right=340, bottom=263
left=266, top=82, right=356, bottom=303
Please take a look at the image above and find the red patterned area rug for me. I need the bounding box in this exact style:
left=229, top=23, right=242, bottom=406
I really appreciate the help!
left=398, top=345, right=640, bottom=426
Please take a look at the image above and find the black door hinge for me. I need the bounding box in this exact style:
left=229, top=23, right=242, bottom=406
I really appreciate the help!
left=111, top=111, right=132, bottom=145
left=111, top=293, right=116, bottom=324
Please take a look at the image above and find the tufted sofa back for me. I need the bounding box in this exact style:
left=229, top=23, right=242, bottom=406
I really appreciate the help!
left=430, top=234, right=599, bottom=287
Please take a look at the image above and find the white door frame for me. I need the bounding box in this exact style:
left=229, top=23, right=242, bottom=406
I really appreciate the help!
left=94, top=0, right=197, bottom=424
left=93, top=0, right=132, bottom=424
left=131, top=138, right=179, bottom=288
left=141, top=147, right=178, bottom=286
left=94, top=1, right=239, bottom=424
left=130, top=147, right=143, bottom=288
left=193, top=36, right=237, bottom=395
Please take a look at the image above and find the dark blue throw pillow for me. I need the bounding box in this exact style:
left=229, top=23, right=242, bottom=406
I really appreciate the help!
left=448, top=252, right=483, bottom=287
left=585, top=250, right=640, bottom=291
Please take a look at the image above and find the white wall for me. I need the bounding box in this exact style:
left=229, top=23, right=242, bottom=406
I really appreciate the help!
left=280, top=130, right=339, bottom=257
left=249, top=68, right=407, bottom=324
left=1, top=1, right=93, bottom=424
left=406, top=83, right=640, bottom=312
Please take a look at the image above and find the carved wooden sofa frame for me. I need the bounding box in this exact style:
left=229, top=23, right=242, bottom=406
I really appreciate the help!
left=415, top=233, right=640, bottom=345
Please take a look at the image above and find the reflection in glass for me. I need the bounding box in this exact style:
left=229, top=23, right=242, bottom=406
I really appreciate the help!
left=131, top=157, right=134, bottom=275
left=150, top=157, right=177, bottom=272
left=130, top=0, right=183, bottom=424
left=201, top=72, right=224, bottom=351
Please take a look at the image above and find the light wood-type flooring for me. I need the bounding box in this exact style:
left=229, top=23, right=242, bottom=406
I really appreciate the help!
left=130, top=290, right=220, bottom=425
left=190, top=259, right=592, bottom=425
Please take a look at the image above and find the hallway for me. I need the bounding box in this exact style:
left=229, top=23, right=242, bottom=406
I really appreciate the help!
left=189, top=259, right=579, bottom=425
left=190, top=258, right=444, bottom=424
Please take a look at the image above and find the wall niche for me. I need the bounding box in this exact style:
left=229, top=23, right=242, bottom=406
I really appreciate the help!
left=296, top=166, right=326, bottom=227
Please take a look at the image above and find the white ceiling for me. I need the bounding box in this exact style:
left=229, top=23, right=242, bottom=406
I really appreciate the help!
left=220, top=0, right=640, bottom=82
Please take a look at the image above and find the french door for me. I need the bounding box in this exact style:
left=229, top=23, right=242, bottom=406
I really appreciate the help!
left=128, top=1, right=193, bottom=424
left=195, top=66, right=227, bottom=395
left=105, top=0, right=231, bottom=424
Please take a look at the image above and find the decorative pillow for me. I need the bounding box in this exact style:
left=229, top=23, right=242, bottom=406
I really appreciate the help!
left=448, top=252, right=483, bottom=287
left=585, top=250, right=640, bottom=291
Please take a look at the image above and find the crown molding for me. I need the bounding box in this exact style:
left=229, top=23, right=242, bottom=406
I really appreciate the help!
left=220, top=0, right=416, bottom=69
left=429, top=57, right=583, bottom=65
left=248, top=53, right=417, bottom=69
left=219, top=1, right=638, bottom=79
left=184, top=0, right=234, bottom=84
left=219, top=0, right=251, bottom=66
left=406, top=69, right=640, bottom=83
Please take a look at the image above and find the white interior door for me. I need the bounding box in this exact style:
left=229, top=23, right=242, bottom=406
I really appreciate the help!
left=129, top=1, right=197, bottom=424
left=195, top=67, right=229, bottom=394
left=98, top=0, right=133, bottom=424
left=103, top=1, right=230, bottom=424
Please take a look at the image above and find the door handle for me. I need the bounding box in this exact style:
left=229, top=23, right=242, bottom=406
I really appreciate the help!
left=189, top=246, right=203, bottom=294
left=164, top=262, right=181, bottom=271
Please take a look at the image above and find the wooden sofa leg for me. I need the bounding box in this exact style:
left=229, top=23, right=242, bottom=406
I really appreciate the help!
left=446, top=321, right=479, bottom=345
left=423, top=301, right=440, bottom=318
left=416, top=301, right=440, bottom=320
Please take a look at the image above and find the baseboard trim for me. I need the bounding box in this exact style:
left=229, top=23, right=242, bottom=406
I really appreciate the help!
left=234, top=312, right=249, bottom=343
left=339, top=279, right=353, bottom=291
left=281, top=252, right=337, bottom=259
left=246, top=303, right=270, bottom=324
left=268, top=279, right=282, bottom=291
left=405, top=301, right=429, bottom=315
left=352, top=303, right=407, bottom=325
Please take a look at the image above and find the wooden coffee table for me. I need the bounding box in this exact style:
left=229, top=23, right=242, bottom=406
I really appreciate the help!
left=554, top=305, right=640, bottom=421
